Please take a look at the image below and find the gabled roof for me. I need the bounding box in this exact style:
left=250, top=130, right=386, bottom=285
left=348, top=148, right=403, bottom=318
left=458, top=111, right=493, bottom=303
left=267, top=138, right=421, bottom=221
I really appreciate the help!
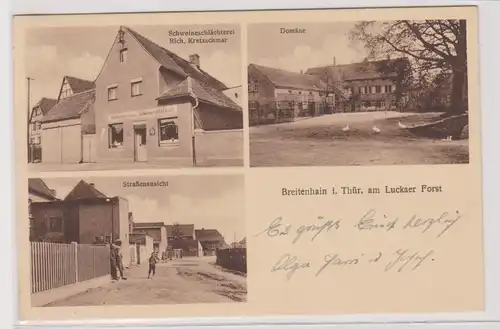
left=157, top=77, right=241, bottom=111
left=28, top=178, right=58, bottom=200
left=249, top=63, right=326, bottom=91
left=64, top=76, right=96, bottom=94
left=31, top=97, right=57, bottom=118
left=195, top=229, right=224, bottom=242
left=64, top=180, right=108, bottom=201
left=165, top=224, right=195, bottom=238
left=134, top=222, right=165, bottom=228
left=41, top=89, right=95, bottom=123
left=124, top=26, right=228, bottom=91
left=306, top=58, right=408, bottom=81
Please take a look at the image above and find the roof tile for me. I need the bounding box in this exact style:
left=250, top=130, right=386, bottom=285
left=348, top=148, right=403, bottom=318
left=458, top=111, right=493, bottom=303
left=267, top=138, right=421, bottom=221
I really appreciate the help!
left=42, top=89, right=95, bottom=123
left=250, top=64, right=326, bottom=91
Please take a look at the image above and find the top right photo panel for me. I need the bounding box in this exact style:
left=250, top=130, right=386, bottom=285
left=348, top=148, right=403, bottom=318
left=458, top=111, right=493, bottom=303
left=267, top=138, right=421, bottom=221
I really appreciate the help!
left=247, top=20, right=471, bottom=167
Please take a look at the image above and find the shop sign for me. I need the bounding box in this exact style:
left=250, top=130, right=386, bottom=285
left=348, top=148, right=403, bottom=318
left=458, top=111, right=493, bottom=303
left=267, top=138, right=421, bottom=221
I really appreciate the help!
left=109, top=105, right=178, bottom=121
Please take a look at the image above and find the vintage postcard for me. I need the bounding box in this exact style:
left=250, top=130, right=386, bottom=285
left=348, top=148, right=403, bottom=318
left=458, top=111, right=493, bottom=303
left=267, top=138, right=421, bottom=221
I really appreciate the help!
left=14, top=6, right=483, bottom=322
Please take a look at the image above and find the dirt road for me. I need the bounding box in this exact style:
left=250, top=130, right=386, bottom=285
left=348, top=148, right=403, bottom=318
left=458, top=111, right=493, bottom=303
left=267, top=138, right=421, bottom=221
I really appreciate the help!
left=45, top=257, right=247, bottom=306
left=250, top=111, right=469, bottom=167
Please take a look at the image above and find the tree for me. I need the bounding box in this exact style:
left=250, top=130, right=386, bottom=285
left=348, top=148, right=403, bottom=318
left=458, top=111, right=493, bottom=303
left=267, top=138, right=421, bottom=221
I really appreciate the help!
left=350, top=20, right=467, bottom=114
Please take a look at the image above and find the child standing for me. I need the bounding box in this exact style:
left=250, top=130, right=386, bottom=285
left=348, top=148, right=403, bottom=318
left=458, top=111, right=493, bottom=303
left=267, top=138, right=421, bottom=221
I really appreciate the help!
left=148, top=251, right=159, bottom=279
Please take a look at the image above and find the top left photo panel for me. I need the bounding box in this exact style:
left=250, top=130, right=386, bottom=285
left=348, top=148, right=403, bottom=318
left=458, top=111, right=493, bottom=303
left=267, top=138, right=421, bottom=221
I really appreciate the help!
left=20, top=21, right=244, bottom=172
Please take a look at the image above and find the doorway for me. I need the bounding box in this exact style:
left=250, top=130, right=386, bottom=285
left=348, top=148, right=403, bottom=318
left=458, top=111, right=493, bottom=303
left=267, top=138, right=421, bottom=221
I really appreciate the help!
left=133, top=124, right=147, bottom=162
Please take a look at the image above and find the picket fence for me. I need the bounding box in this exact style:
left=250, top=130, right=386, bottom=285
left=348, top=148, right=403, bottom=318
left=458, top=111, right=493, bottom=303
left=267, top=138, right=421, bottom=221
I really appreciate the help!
left=30, top=242, right=110, bottom=294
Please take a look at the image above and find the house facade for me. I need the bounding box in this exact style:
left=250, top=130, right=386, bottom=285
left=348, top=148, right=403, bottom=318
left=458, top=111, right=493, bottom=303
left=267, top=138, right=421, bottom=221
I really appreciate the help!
left=195, top=228, right=226, bottom=256
left=28, top=98, right=57, bottom=163
left=129, top=233, right=154, bottom=265
left=92, top=26, right=243, bottom=167
left=40, top=76, right=96, bottom=164
left=306, top=57, right=410, bottom=112
left=29, top=180, right=131, bottom=262
left=132, top=222, right=168, bottom=253
left=28, top=178, right=58, bottom=240
left=170, top=239, right=203, bottom=258
left=222, top=86, right=243, bottom=107
left=247, top=64, right=329, bottom=125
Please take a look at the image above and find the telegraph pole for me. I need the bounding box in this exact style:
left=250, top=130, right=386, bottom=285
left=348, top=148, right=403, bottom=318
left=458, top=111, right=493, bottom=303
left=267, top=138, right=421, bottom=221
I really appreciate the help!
left=27, top=77, right=34, bottom=163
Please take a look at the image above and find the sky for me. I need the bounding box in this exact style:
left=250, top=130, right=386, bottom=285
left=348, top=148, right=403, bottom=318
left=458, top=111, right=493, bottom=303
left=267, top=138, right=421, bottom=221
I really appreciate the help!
left=248, top=22, right=370, bottom=73
left=41, top=175, right=246, bottom=244
left=25, top=24, right=241, bottom=105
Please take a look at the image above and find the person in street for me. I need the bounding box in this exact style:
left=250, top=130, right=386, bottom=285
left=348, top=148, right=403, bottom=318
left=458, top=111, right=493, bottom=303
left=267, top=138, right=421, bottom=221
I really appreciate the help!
left=114, top=239, right=127, bottom=280
left=148, top=251, right=160, bottom=279
left=109, top=243, right=119, bottom=281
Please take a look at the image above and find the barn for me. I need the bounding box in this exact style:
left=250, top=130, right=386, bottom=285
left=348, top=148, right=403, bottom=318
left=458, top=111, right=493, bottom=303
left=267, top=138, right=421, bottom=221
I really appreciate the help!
left=40, top=88, right=96, bottom=164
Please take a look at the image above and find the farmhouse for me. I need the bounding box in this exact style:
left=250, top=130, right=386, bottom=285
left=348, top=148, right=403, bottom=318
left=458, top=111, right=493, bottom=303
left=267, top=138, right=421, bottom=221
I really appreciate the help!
left=93, top=26, right=243, bottom=166
left=306, top=57, right=410, bottom=112
left=247, top=63, right=329, bottom=125
left=40, top=76, right=96, bottom=164
left=195, top=228, right=226, bottom=256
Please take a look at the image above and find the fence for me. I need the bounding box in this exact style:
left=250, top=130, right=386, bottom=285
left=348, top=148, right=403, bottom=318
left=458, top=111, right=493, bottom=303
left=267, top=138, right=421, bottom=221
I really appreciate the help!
left=216, top=248, right=247, bottom=273
left=30, top=242, right=110, bottom=294
left=249, top=101, right=331, bottom=126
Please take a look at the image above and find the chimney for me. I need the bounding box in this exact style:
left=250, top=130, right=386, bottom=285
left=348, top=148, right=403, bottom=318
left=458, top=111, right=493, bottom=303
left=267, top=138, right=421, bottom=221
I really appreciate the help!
left=89, top=183, right=95, bottom=187
left=189, top=54, right=200, bottom=68
left=333, top=56, right=336, bottom=67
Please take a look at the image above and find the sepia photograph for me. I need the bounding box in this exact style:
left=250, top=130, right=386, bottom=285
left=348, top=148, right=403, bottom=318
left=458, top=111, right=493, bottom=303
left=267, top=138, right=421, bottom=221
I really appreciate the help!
left=26, top=24, right=243, bottom=172
left=248, top=20, right=470, bottom=167
left=28, top=174, right=247, bottom=307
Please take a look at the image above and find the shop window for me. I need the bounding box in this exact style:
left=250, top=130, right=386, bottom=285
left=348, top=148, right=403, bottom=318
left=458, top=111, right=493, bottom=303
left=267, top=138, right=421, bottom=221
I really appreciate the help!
left=131, top=79, right=142, bottom=97
left=120, top=48, right=128, bottom=63
left=108, top=86, right=118, bottom=101
left=158, top=118, right=179, bottom=145
left=108, top=123, right=124, bottom=148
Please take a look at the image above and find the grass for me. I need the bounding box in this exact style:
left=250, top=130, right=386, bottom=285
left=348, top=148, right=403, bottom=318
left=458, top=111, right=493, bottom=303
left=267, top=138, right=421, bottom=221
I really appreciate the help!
left=250, top=111, right=469, bottom=167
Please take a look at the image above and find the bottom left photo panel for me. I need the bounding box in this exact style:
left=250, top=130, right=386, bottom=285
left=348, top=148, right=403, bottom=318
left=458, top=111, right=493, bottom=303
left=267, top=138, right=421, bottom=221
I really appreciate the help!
left=25, top=174, right=247, bottom=307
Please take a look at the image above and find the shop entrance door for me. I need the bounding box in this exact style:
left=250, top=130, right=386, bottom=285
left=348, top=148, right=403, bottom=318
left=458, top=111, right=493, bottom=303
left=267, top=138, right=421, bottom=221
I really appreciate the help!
left=134, top=125, right=147, bottom=162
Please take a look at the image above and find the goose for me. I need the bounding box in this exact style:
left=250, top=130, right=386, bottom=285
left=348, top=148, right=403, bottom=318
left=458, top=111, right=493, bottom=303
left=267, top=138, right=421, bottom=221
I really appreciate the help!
left=398, top=120, right=408, bottom=129
left=441, top=135, right=453, bottom=141
left=341, top=124, right=350, bottom=132
left=372, top=126, right=381, bottom=134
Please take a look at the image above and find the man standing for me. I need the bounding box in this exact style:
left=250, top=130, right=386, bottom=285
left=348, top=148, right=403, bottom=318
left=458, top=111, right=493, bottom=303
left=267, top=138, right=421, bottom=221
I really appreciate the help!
left=109, top=243, right=119, bottom=281
left=114, top=239, right=127, bottom=280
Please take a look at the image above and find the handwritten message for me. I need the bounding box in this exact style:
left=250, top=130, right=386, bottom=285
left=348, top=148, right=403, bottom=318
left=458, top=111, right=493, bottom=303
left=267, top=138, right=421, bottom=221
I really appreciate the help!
left=254, top=209, right=462, bottom=281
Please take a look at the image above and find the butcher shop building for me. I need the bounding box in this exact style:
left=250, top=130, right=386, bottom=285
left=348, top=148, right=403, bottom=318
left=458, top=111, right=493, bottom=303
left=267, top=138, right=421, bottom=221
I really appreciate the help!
left=39, top=26, right=243, bottom=167
left=93, top=26, right=243, bottom=167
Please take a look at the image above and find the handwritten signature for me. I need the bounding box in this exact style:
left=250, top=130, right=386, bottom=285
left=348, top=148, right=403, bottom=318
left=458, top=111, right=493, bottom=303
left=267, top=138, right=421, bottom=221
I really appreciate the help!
left=270, top=249, right=435, bottom=281
left=355, top=209, right=461, bottom=238
left=254, top=216, right=341, bottom=243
